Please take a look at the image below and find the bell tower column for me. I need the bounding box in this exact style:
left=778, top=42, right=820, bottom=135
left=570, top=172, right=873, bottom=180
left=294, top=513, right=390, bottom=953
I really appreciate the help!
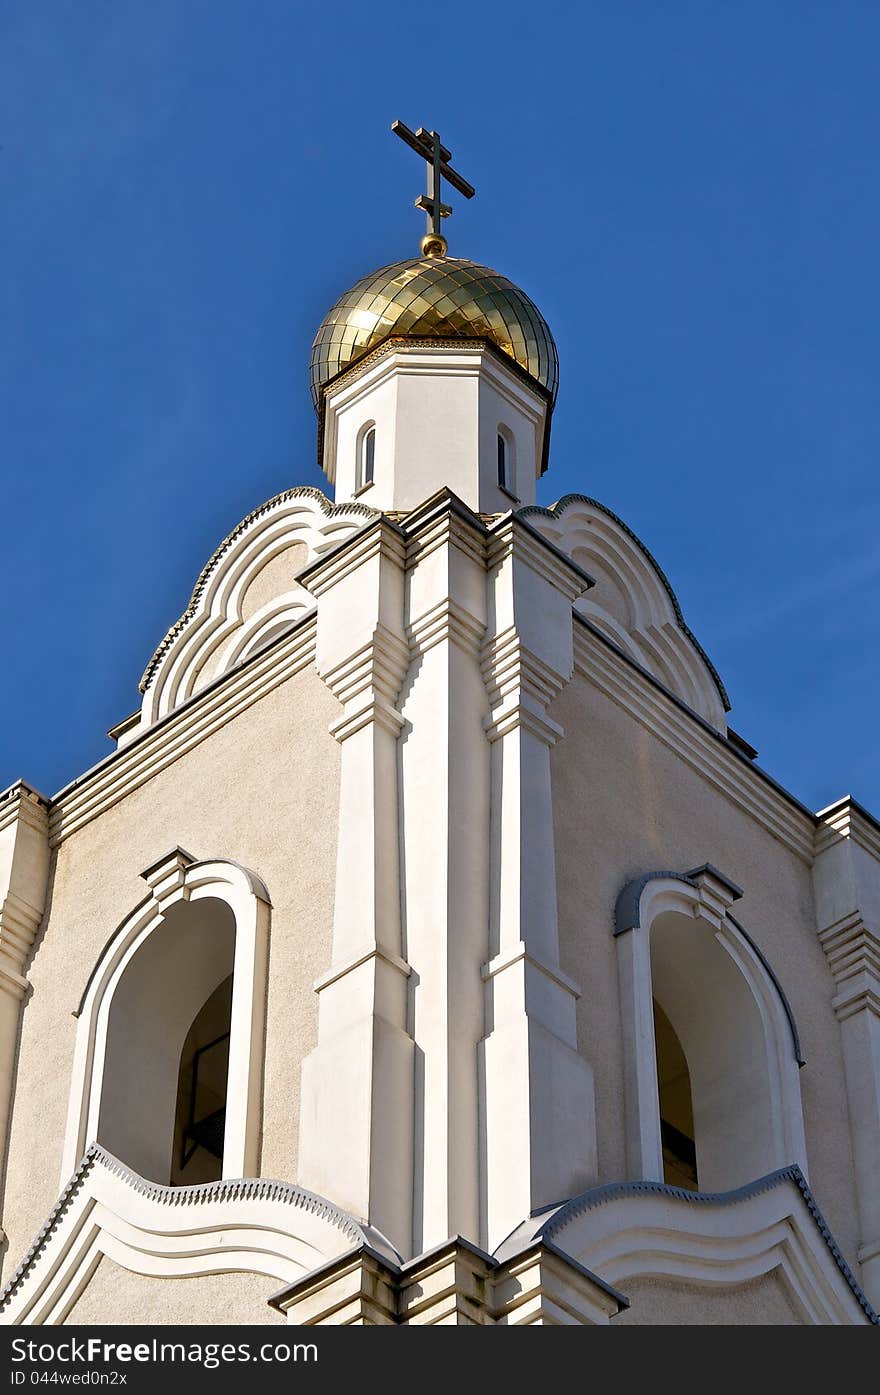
left=479, top=517, right=599, bottom=1252
left=397, top=492, right=493, bottom=1252
left=0, top=781, right=49, bottom=1220
left=297, top=519, right=415, bottom=1258
left=813, top=798, right=880, bottom=1309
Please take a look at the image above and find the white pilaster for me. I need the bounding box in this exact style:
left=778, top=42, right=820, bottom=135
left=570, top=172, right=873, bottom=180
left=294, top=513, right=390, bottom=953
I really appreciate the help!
left=479, top=519, right=598, bottom=1252
left=814, top=797, right=880, bottom=1309
left=399, top=493, right=491, bottom=1253
left=0, top=781, right=50, bottom=1217
left=297, top=521, right=415, bottom=1257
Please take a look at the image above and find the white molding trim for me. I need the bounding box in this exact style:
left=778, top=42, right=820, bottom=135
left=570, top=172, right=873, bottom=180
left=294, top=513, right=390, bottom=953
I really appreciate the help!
left=137, top=487, right=374, bottom=728
left=321, top=344, right=548, bottom=503
left=50, top=615, right=317, bottom=847
left=815, top=796, right=880, bottom=862
left=0, top=781, right=49, bottom=838
left=520, top=495, right=728, bottom=730
left=61, top=853, right=270, bottom=1185
left=615, top=867, right=808, bottom=1187
left=819, top=910, right=880, bottom=1023
left=508, top=1169, right=876, bottom=1326
left=573, top=621, right=816, bottom=862
left=0, top=1145, right=393, bottom=1327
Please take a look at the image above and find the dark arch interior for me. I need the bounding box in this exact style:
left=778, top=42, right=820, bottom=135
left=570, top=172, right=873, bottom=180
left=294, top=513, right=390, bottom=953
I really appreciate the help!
left=653, top=998, right=698, bottom=1191
left=170, top=973, right=233, bottom=1186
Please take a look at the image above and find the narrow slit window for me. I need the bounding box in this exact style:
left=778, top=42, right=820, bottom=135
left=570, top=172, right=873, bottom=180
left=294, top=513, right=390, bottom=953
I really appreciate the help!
left=497, top=432, right=508, bottom=490
left=358, top=426, right=376, bottom=490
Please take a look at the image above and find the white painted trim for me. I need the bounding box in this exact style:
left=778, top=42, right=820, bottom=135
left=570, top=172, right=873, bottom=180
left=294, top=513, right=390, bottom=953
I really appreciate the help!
left=0, top=1146, right=382, bottom=1327
left=517, top=1172, right=873, bottom=1325
left=50, top=615, right=317, bottom=847
left=524, top=497, right=727, bottom=730
left=140, top=492, right=372, bottom=729
left=573, top=622, right=815, bottom=861
left=615, top=870, right=808, bottom=1187
left=61, top=857, right=270, bottom=1185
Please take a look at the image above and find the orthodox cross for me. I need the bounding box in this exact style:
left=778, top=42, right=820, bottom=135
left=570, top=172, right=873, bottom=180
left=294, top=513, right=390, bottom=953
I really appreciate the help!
left=391, top=120, right=475, bottom=256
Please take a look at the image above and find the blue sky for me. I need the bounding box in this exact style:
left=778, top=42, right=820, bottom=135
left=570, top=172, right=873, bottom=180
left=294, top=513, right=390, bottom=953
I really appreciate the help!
left=2, top=2, right=879, bottom=813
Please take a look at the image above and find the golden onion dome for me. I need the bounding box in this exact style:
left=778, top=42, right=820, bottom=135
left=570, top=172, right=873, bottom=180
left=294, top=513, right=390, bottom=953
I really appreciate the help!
left=309, top=255, right=558, bottom=416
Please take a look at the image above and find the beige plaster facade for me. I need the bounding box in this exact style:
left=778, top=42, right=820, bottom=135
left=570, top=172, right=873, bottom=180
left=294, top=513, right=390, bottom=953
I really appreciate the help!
left=551, top=658, right=861, bottom=1266
left=3, top=662, right=340, bottom=1276
left=63, top=1258, right=284, bottom=1327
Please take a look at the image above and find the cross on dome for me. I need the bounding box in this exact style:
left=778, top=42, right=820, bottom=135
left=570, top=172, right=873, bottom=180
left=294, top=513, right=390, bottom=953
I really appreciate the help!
left=391, top=119, right=475, bottom=258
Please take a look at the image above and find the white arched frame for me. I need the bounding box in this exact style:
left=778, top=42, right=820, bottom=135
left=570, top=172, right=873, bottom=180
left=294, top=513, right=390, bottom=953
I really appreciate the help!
left=614, top=865, right=807, bottom=1191
left=62, top=850, right=270, bottom=1185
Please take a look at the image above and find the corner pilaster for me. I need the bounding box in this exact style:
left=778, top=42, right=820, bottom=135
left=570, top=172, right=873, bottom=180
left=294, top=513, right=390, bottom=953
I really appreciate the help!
left=479, top=518, right=598, bottom=1251
left=297, top=520, right=414, bottom=1258
left=814, top=797, right=880, bottom=1308
left=0, top=780, right=50, bottom=1227
left=270, top=1237, right=625, bottom=1325
left=398, top=493, right=492, bottom=1254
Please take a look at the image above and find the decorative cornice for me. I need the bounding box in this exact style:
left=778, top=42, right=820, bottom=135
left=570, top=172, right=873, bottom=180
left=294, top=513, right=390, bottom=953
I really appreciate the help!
left=50, top=613, right=318, bottom=847
left=0, top=1143, right=369, bottom=1315
left=139, top=486, right=377, bottom=695
left=316, top=335, right=554, bottom=476
left=320, top=626, right=410, bottom=707
left=819, top=910, right=880, bottom=1022
left=815, top=797, right=880, bottom=862
left=0, top=788, right=49, bottom=996
left=486, top=514, right=594, bottom=602
left=298, top=516, right=407, bottom=597
left=140, top=846, right=197, bottom=908
left=407, top=599, right=486, bottom=662
left=269, top=1234, right=625, bottom=1325
left=329, top=697, right=405, bottom=743
left=0, top=891, right=43, bottom=999
left=481, top=628, right=569, bottom=746
left=573, top=617, right=816, bottom=862
left=482, top=627, right=569, bottom=712
left=401, top=489, right=489, bottom=571
left=319, top=626, right=410, bottom=743
left=0, top=782, right=49, bottom=837
left=518, top=493, right=730, bottom=713
left=532, top=1165, right=878, bottom=1325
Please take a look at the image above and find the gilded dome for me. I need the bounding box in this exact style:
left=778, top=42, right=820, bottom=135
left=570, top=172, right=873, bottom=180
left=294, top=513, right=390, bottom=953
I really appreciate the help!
left=309, top=256, right=558, bottom=414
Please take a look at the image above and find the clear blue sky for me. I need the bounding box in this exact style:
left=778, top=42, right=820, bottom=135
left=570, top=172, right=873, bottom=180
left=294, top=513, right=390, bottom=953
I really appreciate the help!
left=2, top=2, right=878, bottom=813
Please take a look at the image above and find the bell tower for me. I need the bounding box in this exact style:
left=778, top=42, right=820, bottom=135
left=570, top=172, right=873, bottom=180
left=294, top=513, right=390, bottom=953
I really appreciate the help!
left=308, top=123, right=558, bottom=516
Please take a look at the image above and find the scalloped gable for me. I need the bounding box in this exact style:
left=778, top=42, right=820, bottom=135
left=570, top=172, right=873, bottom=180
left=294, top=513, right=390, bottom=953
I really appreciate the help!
left=127, top=487, right=378, bottom=737
left=495, top=1167, right=877, bottom=1326
left=519, top=495, right=730, bottom=731
left=0, top=1143, right=398, bottom=1326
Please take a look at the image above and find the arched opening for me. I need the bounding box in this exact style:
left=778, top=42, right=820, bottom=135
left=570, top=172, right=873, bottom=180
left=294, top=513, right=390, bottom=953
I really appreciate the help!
left=653, top=998, right=697, bottom=1190
left=357, top=424, right=376, bottom=491
left=96, top=898, right=236, bottom=1185
left=170, top=974, right=233, bottom=1185
left=497, top=431, right=508, bottom=490
left=496, top=426, right=517, bottom=497
left=616, top=870, right=808, bottom=1195
left=649, top=908, right=775, bottom=1191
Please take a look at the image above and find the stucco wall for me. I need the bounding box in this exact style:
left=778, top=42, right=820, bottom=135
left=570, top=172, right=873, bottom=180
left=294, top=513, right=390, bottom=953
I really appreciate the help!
left=2, top=664, right=340, bottom=1280
left=550, top=655, right=861, bottom=1269
left=614, top=1272, right=803, bottom=1325
left=63, top=1255, right=284, bottom=1325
